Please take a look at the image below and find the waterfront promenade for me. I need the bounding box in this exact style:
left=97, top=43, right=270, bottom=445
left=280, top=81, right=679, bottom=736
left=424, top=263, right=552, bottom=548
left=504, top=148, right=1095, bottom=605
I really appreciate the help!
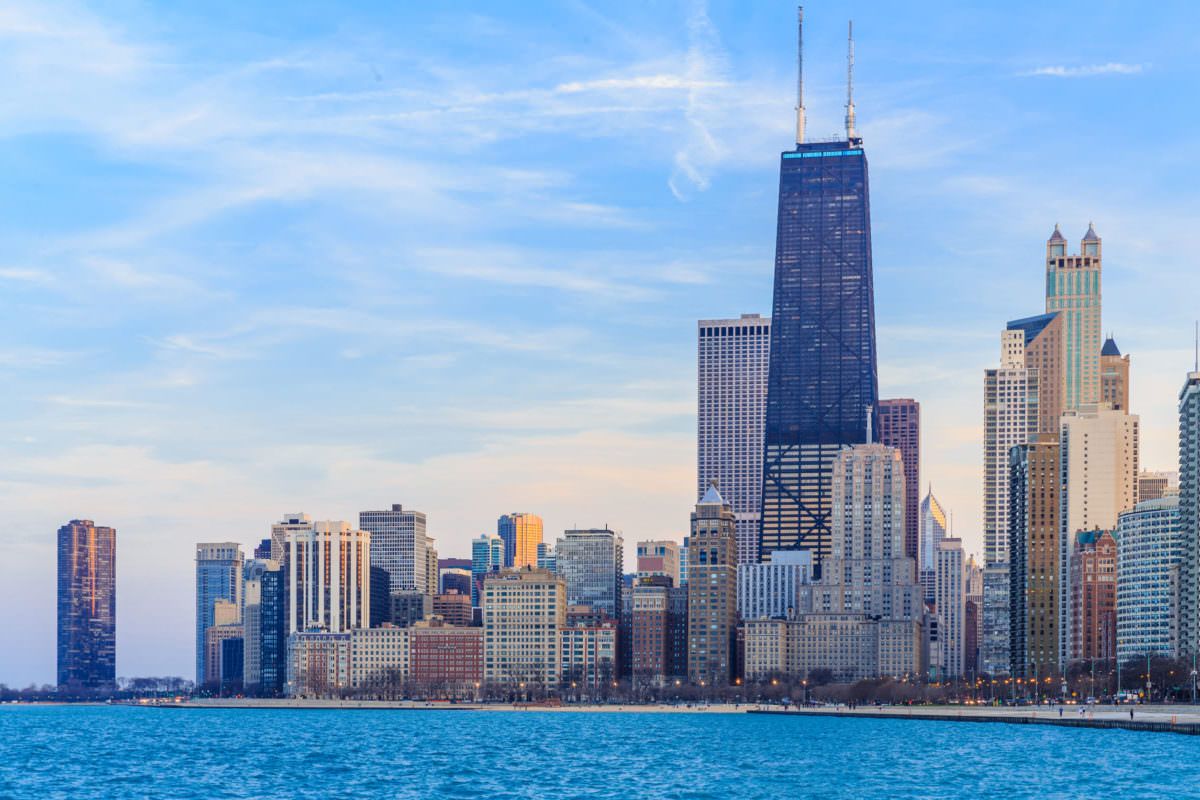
left=170, top=698, right=1200, bottom=733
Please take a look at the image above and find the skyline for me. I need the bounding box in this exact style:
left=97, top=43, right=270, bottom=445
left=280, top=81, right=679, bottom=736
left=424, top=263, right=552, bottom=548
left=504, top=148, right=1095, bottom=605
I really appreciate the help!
left=4, top=1, right=1200, bottom=684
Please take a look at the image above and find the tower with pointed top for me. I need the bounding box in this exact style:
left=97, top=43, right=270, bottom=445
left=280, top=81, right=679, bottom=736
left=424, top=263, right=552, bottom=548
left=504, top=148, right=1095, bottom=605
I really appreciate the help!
left=687, top=483, right=738, bottom=685
left=1045, top=223, right=1102, bottom=410
left=1100, top=335, right=1130, bottom=411
left=760, top=13, right=878, bottom=572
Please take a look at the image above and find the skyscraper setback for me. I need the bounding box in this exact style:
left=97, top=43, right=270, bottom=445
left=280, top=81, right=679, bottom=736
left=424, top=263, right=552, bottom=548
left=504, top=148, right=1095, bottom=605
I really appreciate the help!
left=760, top=17, right=879, bottom=571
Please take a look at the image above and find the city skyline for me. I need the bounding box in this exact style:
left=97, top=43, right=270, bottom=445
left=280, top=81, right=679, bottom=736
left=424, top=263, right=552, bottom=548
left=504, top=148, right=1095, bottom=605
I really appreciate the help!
left=4, top=1, right=1200, bottom=685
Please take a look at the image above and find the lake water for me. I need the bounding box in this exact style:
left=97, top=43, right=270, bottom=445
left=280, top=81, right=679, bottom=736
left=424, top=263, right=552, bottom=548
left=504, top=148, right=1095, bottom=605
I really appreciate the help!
left=1, top=706, right=1195, bottom=798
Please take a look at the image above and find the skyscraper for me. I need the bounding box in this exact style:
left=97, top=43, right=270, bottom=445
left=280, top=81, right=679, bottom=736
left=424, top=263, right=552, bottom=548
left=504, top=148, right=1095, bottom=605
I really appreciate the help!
left=1008, top=435, right=1061, bottom=678
left=287, top=521, right=371, bottom=634
left=935, top=538, right=965, bottom=680
left=471, top=533, right=504, bottom=607
left=687, top=484, right=738, bottom=685
left=919, top=489, right=947, bottom=603
left=877, top=399, right=920, bottom=562
left=1100, top=336, right=1130, bottom=412
left=1059, top=406, right=1139, bottom=664
left=1045, top=224, right=1102, bottom=411
left=759, top=17, right=878, bottom=572
left=497, top=512, right=543, bottom=569
left=195, top=542, right=244, bottom=686
left=360, top=504, right=428, bottom=595
left=556, top=528, right=624, bottom=619
left=1177, top=369, right=1200, bottom=659
left=981, top=312, right=1059, bottom=676
left=698, top=314, right=770, bottom=565
left=270, top=512, right=312, bottom=563
left=57, top=520, right=116, bottom=690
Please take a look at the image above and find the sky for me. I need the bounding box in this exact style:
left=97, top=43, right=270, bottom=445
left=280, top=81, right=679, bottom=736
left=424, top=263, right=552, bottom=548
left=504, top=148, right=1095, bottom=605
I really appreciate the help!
left=3, top=0, right=1200, bottom=685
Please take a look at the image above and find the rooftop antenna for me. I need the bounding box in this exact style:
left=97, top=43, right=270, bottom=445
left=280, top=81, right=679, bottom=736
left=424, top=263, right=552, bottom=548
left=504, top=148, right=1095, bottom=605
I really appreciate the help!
left=845, top=20, right=857, bottom=141
left=1194, top=320, right=1198, bottom=372
left=795, top=6, right=806, bottom=145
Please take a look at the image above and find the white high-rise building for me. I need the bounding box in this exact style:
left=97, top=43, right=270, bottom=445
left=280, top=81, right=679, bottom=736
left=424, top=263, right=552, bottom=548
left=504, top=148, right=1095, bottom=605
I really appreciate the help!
left=697, top=314, right=770, bottom=566
left=287, top=521, right=371, bottom=634
left=1176, top=371, right=1200, bottom=659
left=919, top=490, right=948, bottom=603
left=935, top=538, right=965, bottom=680
left=360, top=504, right=429, bottom=595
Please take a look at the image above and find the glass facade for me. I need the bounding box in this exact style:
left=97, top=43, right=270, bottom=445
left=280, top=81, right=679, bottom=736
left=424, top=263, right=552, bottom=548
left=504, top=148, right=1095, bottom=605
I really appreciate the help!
left=555, top=528, right=624, bottom=619
left=57, top=520, right=117, bottom=689
left=760, top=139, right=878, bottom=570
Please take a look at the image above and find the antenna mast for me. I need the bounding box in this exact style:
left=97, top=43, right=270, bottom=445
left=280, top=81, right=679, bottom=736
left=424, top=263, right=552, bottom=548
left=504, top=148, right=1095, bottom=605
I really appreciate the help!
left=795, top=6, right=806, bottom=145
left=845, top=20, right=857, bottom=141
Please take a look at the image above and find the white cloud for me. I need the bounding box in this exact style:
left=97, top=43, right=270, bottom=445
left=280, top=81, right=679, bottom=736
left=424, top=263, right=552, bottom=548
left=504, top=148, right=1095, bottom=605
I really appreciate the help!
left=1021, top=63, right=1144, bottom=78
left=555, top=74, right=726, bottom=93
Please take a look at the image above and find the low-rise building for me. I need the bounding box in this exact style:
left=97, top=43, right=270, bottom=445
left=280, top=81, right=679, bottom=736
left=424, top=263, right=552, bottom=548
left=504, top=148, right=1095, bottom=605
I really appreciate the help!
left=737, top=550, right=812, bottom=621
left=743, top=614, right=924, bottom=684
left=350, top=626, right=410, bottom=690
left=560, top=619, right=618, bottom=693
left=287, top=631, right=351, bottom=696
left=409, top=618, right=483, bottom=695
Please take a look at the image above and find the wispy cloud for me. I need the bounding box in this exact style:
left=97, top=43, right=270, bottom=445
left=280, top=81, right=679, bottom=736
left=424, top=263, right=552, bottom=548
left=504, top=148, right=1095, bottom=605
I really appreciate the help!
left=1021, top=62, right=1144, bottom=78
left=556, top=75, right=726, bottom=93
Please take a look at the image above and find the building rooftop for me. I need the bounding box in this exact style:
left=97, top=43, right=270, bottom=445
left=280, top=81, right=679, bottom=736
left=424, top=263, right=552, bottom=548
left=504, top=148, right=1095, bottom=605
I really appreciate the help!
left=1101, top=336, right=1121, bottom=357
left=1007, top=312, right=1059, bottom=346
left=1048, top=223, right=1066, bottom=242
left=1083, top=222, right=1101, bottom=241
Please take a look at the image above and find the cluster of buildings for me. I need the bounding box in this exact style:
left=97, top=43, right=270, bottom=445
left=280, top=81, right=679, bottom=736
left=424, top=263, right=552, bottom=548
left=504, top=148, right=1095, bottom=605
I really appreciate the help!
left=51, top=11, right=1200, bottom=699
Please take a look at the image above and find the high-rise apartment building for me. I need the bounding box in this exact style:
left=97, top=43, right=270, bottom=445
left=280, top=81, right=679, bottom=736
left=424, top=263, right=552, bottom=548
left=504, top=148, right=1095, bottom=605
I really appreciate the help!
left=877, top=399, right=920, bottom=562
left=1008, top=435, right=1061, bottom=677
left=195, top=542, right=244, bottom=686
left=737, top=550, right=812, bottom=621
left=556, top=528, right=624, bottom=619
left=1117, top=496, right=1183, bottom=663
left=471, top=533, right=504, bottom=607
left=57, top=520, right=116, bottom=690
left=759, top=22, right=878, bottom=571
left=981, top=312, right=1061, bottom=676
left=360, top=504, right=428, bottom=595
left=1068, top=530, right=1117, bottom=663
left=1177, top=370, right=1200, bottom=659
left=964, top=555, right=983, bottom=679
left=935, top=538, right=965, bottom=680
left=270, top=512, right=311, bottom=563
left=243, top=559, right=285, bottom=696
left=698, top=314, right=770, bottom=565
left=630, top=575, right=687, bottom=687
left=1045, top=224, right=1102, bottom=411
left=687, top=484, right=739, bottom=685
left=1100, top=337, right=1130, bottom=411
left=287, top=521, right=371, bottom=634
left=636, top=540, right=681, bottom=585
left=1059, top=406, right=1139, bottom=664
left=497, top=512, right=543, bottom=569
left=482, top=567, right=566, bottom=688
left=919, top=490, right=947, bottom=603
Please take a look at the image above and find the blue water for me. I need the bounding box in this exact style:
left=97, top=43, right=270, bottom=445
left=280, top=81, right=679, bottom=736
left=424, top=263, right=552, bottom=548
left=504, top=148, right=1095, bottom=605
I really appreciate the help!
left=1, top=706, right=1197, bottom=799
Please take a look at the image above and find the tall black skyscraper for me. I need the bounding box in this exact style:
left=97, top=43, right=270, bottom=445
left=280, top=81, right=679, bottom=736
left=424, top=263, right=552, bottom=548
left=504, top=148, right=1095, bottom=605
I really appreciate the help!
left=760, top=14, right=878, bottom=571
left=57, top=519, right=117, bottom=690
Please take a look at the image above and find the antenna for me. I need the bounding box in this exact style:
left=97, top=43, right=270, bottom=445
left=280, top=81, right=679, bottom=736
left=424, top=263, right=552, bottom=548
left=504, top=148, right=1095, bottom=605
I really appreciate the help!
left=1194, top=320, right=1198, bottom=372
left=845, top=20, right=857, bottom=141
left=795, top=6, right=806, bottom=145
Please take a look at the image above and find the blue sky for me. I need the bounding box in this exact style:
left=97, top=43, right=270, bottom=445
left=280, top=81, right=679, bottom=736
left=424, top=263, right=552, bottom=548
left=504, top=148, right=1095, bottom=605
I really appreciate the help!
left=2, top=0, right=1199, bottom=685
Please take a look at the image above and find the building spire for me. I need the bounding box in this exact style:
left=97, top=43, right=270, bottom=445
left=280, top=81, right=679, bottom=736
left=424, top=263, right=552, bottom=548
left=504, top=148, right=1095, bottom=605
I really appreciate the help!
left=795, top=6, right=806, bottom=145
left=845, top=20, right=857, bottom=141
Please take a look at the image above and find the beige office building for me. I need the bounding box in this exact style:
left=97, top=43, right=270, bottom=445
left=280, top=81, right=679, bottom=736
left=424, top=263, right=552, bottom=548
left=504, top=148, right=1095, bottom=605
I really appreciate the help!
left=636, top=540, right=681, bottom=586
left=482, top=567, right=566, bottom=688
